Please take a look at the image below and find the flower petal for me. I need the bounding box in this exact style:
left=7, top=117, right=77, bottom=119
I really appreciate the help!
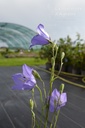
left=49, top=89, right=67, bottom=112
left=30, top=35, right=49, bottom=48
left=30, top=75, right=36, bottom=84
left=49, top=89, right=60, bottom=112
left=23, top=80, right=36, bottom=90
left=22, top=64, right=33, bottom=77
left=12, top=73, right=24, bottom=86
left=12, top=84, right=24, bottom=90
left=51, top=89, right=60, bottom=99
left=60, top=93, right=67, bottom=105
left=49, top=103, right=55, bottom=112
left=12, top=73, right=25, bottom=90
left=37, top=24, right=51, bottom=40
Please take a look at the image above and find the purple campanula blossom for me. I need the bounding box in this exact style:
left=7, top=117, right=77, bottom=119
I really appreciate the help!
left=12, top=64, right=36, bottom=90
left=49, top=89, right=67, bottom=112
left=30, top=24, right=51, bottom=48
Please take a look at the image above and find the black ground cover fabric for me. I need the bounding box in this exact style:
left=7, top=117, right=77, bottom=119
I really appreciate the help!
left=0, top=66, right=85, bottom=128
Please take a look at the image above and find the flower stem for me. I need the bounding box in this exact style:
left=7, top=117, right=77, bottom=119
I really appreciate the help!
left=31, top=110, right=35, bottom=128
left=57, top=59, right=63, bottom=76
left=36, top=85, right=43, bottom=103
left=49, top=57, right=55, bottom=95
left=49, top=44, right=58, bottom=95
left=50, top=112, right=55, bottom=128
left=45, top=44, right=58, bottom=128
left=40, top=79, right=46, bottom=98
left=53, top=110, right=60, bottom=128
left=32, top=89, right=37, bottom=107
left=44, top=44, right=57, bottom=128
left=44, top=107, right=49, bottom=128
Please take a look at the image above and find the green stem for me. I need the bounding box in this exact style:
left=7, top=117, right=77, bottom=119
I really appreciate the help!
left=44, top=43, right=58, bottom=128
left=53, top=110, right=60, bottom=128
left=45, top=45, right=56, bottom=128
left=31, top=110, right=35, bottom=128
left=57, top=59, right=63, bottom=76
left=49, top=44, right=58, bottom=95
left=44, top=107, right=49, bottom=128
left=54, top=45, right=58, bottom=59
left=32, top=88, right=37, bottom=107
left=50, top=112, right=55, bottom=128
left=36, top=85, right=43, bottom=103
left=50, top=58, right=55, bottom=95
left=40, top=79, right=46, bottom=98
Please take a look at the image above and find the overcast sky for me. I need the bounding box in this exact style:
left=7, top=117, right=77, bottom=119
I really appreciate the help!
left=0, top=0, right=85, bottom=41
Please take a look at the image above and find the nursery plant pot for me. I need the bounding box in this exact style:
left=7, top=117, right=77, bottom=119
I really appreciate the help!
left=81, top=70, right=85, bottom=75
left=76, top=68, right=81, bottom=75
left=72, top=68, right=77, bottom=74
left=46, top=62, right=52, bottom=70
left=66, top=65, right=73, bottom=73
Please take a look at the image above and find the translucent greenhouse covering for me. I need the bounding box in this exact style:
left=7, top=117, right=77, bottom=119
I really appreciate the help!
left=0, top=22, right=40, bottom=50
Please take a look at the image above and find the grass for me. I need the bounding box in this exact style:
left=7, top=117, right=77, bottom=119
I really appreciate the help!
left=0, top=57, right=47, bottom=66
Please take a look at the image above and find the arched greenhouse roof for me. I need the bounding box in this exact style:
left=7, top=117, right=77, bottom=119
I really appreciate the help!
left=0, top=22, right=39, bottom=50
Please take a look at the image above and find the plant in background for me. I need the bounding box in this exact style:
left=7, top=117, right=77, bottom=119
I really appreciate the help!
left=39, top=33, right=85, bottom=74
left=39, top=44, right=53, bottom=62
left=12, top=24, right=67, bottom=128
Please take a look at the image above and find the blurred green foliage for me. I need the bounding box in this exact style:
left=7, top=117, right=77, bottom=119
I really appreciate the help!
left=39, top=33, right=85, bottom=71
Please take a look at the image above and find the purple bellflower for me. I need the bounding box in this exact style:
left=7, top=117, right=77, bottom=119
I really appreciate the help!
left=49, top=89, right=67, bottom=112
left=30, top=24, right=51, bottom=48
left=12, top=64, right=36, bottom=90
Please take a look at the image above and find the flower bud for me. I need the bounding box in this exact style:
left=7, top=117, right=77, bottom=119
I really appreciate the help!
left=61, top=52, right=65, bottom=60
left=33, top=70, right=41, bottom=80
left=52, top=42, right=56, bottom=49
left=29, top=99, right=34, bottom=110
left=60, top=84, right=65, bottom=93
left=56, top=45, right=58, bottom=51
left=51, top=57, right=55, bottom=66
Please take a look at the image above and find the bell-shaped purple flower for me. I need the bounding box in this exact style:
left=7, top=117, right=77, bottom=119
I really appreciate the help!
left=30, top=24, right=51, bottom=48
left=12, top=64, right=36, bottom=90
left=49, top=89, right=67, bottom=112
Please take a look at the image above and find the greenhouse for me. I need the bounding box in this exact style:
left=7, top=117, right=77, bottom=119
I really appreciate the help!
left=0, top=22, right=39, bottom=50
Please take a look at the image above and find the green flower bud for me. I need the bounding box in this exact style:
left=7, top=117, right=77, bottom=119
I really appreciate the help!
left=52, top=42, right=56, bottom=49
left=60, top=84, right=65, bottom=93
left=33, top=70, right=41, bottom=80
left=29, top=99, right=34, bottom=110
left=61, top=52, right=65, bottom=60
left=51, top=57, right=55, bottom=65
left=56, top=45, right=58, bottom=51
